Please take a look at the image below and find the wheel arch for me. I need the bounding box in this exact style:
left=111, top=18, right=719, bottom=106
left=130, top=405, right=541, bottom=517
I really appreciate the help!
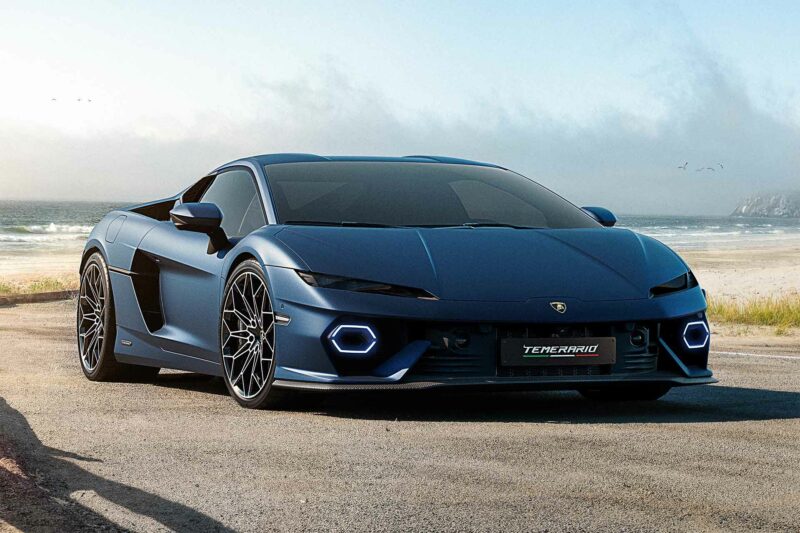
left=221, top=250, right=273, bottom=298
left=221, top=232, right=308, bottom=302
left=79, top=240, right=108, bottom=274
left=225, top=252, right=262, bottom=282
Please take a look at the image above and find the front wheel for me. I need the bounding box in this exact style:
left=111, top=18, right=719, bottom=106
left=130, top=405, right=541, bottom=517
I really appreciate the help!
left=220, top=260, right=287, bottom=409
left=578, top=384, right=672, bottom=402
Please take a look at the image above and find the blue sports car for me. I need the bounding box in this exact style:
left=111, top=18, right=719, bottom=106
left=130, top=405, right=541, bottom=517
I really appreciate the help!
left=77, top=154, right=714, bottom=408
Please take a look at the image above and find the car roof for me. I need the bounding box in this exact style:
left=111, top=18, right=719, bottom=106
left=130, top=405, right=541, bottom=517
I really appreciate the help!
left=233, top=153, right=505, bottom=169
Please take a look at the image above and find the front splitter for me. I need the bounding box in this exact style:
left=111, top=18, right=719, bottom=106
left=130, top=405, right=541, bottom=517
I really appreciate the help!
left=272, top=373, right=717, bottom=392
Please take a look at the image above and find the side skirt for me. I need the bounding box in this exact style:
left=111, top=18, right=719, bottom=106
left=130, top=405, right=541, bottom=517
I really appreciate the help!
left=114, top=326, right=223, bottom=376
left=115, top=352, right=223, bottom=376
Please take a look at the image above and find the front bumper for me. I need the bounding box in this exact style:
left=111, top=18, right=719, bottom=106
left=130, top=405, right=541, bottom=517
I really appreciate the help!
left=267, top=266, right=713, bottom=391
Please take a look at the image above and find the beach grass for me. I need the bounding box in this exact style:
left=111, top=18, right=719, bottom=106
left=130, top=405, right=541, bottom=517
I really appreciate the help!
left=0, top=281, right=14, bottom=295
left=708, top=295, right=800, bottom=328
left=0, top=275, right=78, bottom=296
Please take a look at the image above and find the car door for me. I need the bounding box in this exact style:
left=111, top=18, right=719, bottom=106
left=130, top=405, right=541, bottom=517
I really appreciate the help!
left=137, top=168, right=267, bottom=362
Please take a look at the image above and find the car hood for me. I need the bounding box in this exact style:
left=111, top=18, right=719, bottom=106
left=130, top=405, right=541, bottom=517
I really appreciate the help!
left=276, top=226, right=689, bottom=302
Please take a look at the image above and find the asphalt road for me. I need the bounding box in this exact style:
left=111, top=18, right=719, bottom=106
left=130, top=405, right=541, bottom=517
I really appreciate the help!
left=1, top=300, right=799, bottom=532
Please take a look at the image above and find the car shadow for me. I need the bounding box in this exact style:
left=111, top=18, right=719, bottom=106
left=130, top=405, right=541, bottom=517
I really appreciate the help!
left=309, top=384, right=800, bottom=424
left=0, top=396, right=233, bottom=532
left=152, top=371, right=229, bottom=396
left=149, top=374, right=800, bottom=424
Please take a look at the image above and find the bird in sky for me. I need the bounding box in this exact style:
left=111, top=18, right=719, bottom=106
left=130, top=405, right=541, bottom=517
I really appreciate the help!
left=706, top=167, right=716, bottom=171
left=678, top=162, right=688, bottom=170
left=718, top=163, right=724, bottom=169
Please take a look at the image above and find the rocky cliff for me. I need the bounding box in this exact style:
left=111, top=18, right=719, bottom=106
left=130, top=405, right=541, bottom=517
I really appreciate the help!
left=731, top=192, right=800, bottom=218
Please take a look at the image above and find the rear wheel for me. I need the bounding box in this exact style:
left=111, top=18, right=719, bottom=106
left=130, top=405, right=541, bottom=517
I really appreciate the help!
left=77, top=252, right=160, bottom=382
left=579, top=385, right=671, bottom=402
left=220, top=260, right=287, bottom=409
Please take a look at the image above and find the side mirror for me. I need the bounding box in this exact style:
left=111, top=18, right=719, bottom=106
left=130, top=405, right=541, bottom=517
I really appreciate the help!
left=170, top=202, right=229, bottom=253
left=582, top=206, right=617, bottom=227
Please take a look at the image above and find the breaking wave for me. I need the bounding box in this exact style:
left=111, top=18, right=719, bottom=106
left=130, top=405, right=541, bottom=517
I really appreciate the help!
left=4, top=223, right=94, bottom=234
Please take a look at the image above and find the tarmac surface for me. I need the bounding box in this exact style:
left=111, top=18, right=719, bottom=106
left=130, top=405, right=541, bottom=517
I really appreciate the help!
left=1, top=300, right=799, bottom=532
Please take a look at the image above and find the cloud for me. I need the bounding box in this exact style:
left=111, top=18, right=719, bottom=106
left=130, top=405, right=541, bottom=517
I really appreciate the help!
left=1, top=44, right=798, bottom=215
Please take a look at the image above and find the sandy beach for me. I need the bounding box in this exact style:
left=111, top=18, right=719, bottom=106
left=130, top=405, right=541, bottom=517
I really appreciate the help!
left=0, top=251, right=80, bottom=280
left=0, top=250, right=81, bottom=295
left=682, top=244, right=800, bottom=300
left=1, top=242, right=799, bottom=300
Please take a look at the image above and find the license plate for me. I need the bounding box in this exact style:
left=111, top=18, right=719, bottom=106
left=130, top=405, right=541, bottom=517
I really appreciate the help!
left=500, top=337, right=616, bottom=366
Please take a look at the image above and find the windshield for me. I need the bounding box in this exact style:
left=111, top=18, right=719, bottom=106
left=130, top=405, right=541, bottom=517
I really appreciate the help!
left=264, top=162, right=600, bottom=229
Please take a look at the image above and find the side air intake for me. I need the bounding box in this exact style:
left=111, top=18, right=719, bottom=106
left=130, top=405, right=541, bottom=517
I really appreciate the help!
left=130, top=250, right=164, bottom=332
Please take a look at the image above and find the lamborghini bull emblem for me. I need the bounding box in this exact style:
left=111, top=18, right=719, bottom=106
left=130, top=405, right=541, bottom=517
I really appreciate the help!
left=550, top=301, right=567, bottom=314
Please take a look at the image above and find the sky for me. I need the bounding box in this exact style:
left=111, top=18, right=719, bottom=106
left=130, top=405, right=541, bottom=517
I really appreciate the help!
left=0, top=0, right=799, bottom=214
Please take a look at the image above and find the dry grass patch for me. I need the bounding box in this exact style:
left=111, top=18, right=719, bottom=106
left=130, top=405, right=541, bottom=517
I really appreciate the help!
left=0, top=275, right=78, bottom=296
left=0, top=281, right=14, bottom=295
left=708, top=295, right=800, bottom=328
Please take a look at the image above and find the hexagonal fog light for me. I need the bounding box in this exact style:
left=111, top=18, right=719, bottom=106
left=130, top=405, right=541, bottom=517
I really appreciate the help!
left=328, top=324, right=378, bottom=355
left=682, top=320, right=709, bottom=350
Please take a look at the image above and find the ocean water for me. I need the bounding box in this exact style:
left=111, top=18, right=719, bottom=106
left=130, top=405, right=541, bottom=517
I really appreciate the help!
left=0, top=201, right=128, bottom=255
left=1, top=201, right=799, bottom=254
left=616, top=215, right=800, bottom=250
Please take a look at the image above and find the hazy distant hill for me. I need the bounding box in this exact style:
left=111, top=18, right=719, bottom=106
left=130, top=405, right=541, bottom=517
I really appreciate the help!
left=731, top=192, right=800, bottom=218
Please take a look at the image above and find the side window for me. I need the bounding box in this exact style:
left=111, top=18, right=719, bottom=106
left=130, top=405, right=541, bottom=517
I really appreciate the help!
left=199, top=169, right=266, bottom=238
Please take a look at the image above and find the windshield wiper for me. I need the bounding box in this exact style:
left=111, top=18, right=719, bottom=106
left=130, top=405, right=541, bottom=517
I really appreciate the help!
left=282, top=220, right=400, bottom=228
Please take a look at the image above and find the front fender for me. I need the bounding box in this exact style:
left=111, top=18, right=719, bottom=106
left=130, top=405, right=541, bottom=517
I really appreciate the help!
left=222, top=227, right=310, bottom=277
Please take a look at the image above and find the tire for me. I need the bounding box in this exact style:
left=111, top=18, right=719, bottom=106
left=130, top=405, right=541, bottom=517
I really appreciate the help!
left=578, top=384, right=672, bottom=402
left=77, top=252, right=160, bottom=382
left=219, top=259, right=288, bottom=409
